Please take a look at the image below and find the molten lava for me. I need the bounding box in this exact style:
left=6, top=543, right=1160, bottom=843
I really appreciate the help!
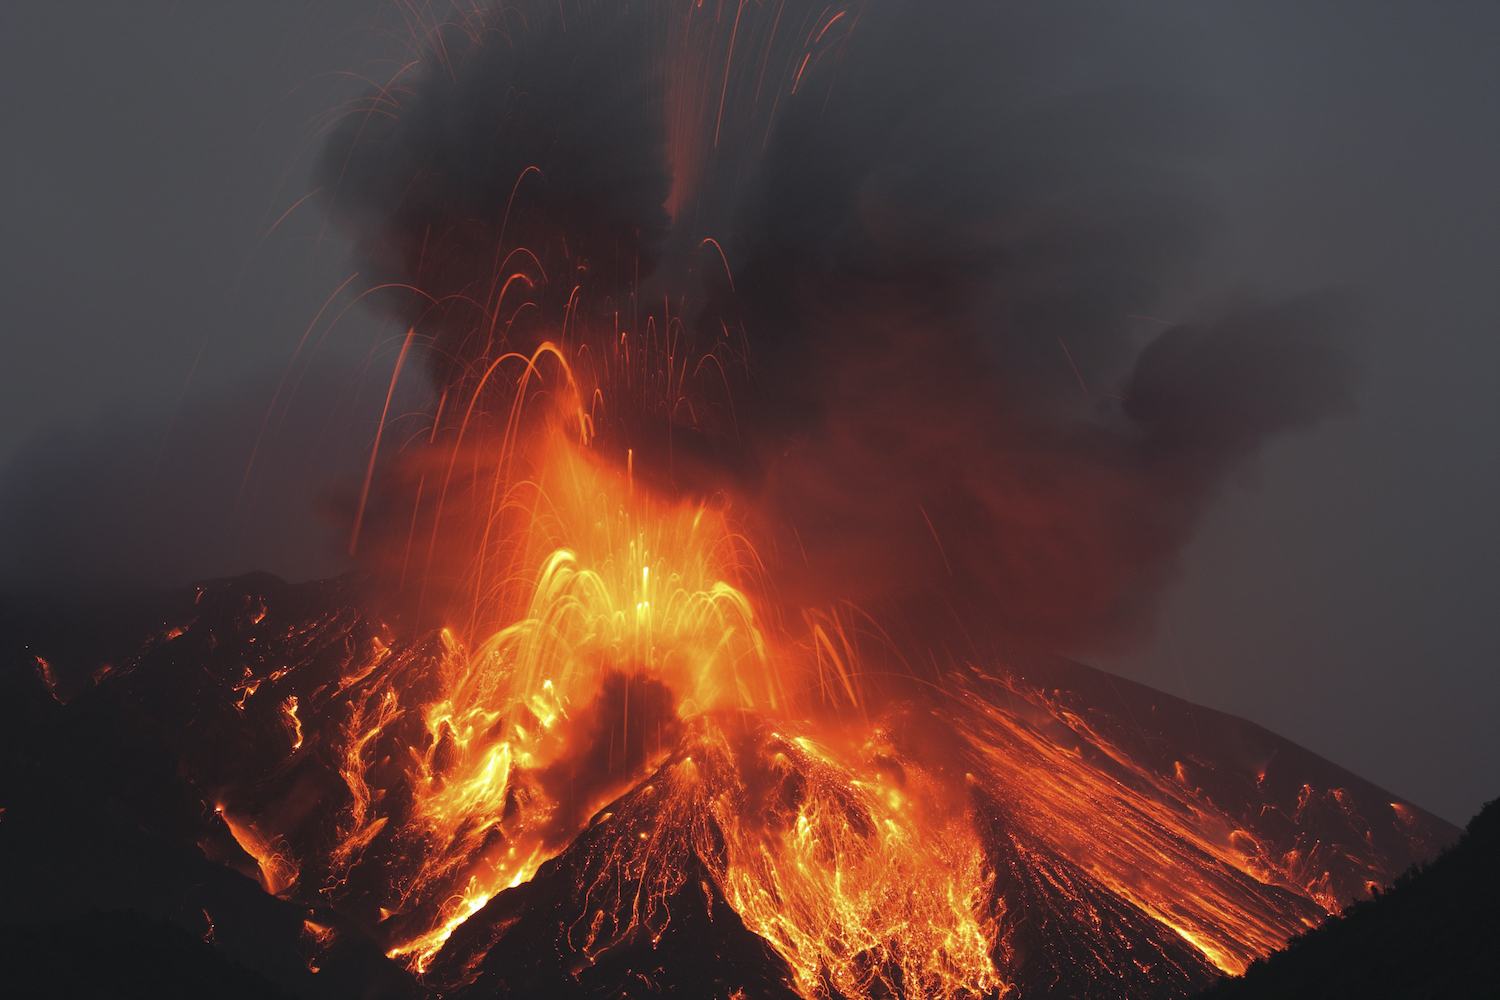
left=174, top=348, right=1447, bottom=997
left=313, top=349, right=1007, bottom=991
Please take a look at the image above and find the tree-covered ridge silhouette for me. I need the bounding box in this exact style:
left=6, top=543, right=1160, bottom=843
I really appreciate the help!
left=1198, top=796, right=1499, bottom=999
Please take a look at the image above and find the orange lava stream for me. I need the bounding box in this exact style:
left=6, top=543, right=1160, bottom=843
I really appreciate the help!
left=377, top=419, right=780, bottom=969
left=711, top=729, right=1004, bottom=999
left=953, top=683, right=1323, bottom=974
left=217, top=804, right=298, bottom=897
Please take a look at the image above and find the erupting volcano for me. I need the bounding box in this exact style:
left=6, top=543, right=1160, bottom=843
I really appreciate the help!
left=0, top=4, right=1463, bottom=1000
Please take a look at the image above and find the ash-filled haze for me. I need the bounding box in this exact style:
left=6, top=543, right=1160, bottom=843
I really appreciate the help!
left=1, top=1, right=1496, bottom=829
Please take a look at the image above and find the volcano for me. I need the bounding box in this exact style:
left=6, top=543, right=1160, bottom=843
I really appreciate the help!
left=0, top=573, right=1456, bottom=999
left=0, top=4, right=1463, bottom=998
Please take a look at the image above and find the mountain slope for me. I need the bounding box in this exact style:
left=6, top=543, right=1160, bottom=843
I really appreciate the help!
left=1196, top=797, right=1499, bottom=1000
left=0, top=573, right=1464, bottom=999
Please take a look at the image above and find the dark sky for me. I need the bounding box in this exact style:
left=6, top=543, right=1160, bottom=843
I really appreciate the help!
left=2, top=2, right=1495, bottom=826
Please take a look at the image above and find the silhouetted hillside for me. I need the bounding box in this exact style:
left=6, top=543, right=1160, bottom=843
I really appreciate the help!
left=1198, top=797, right=1500, bottom=1000
left=0, top=910, right=296, bottom=1000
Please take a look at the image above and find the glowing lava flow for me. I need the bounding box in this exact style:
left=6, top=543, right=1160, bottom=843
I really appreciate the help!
left=194, top=339, right=1435, bottom=998
left=951, top=684, right=1320, bottom=975
left=320, top=344, right=748, bottom=967
left=147, top=418, right=1450, bottom=999
left=216, top=804, right=298, bottom=897
left=711, top=728, right=1003, bottom=1000
left=313, top=349, right=1009, bottom=995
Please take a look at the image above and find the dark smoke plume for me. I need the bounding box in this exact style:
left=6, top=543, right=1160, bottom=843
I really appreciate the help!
left=317, top=3, right=674, bottom=390
left=317, top=1, right=1361, bottom=655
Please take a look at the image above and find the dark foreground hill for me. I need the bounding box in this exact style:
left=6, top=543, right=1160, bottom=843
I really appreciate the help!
left=0, top=910, right=295, bottom=1000
left=1198, top=797, right=1499, bottom=1000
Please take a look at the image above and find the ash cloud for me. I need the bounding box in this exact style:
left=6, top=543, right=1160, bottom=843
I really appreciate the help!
left=729, top=4, right=1363, bottom=652
left=316, top=2, right=673, bottom=388
left=0, top=361, right=385, bottom=595
left=317, top=2, right=1363, bottom=656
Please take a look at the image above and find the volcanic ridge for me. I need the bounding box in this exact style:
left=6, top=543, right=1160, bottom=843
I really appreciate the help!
left=0, top=573, right=1457, bottom=999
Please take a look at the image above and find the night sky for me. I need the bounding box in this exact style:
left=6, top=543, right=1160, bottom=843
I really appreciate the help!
left=2, top=1, right=1496, bottom=826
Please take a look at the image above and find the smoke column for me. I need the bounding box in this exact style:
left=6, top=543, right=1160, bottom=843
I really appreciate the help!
left=317, top=0, right=1360, bottom=657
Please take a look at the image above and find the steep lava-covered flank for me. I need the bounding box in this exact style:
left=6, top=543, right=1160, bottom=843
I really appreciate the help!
left=0, top=574, right=1459, bottom=999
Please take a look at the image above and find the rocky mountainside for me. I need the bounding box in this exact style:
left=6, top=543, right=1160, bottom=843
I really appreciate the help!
left=0, top=573, right=1460, bottom=999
